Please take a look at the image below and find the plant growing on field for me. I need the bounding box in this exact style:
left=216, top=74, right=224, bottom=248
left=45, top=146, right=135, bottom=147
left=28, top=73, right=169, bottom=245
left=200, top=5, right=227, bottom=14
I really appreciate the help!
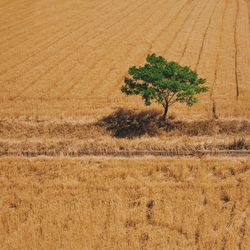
left=121, top=54, right=208, bottom=120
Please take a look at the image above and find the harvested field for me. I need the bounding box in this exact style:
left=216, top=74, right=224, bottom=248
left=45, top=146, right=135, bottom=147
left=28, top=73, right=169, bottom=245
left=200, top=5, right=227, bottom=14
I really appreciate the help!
left=1, top=1, right=250, bottom=249
left=0, top=0, right=249, bottom=119
left=0, top=115, right=249, bottom=157
left=0, top=157, right=249, bottom=249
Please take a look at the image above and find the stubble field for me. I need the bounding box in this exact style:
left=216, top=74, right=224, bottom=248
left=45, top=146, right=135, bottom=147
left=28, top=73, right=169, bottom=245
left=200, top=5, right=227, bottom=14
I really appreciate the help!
left=1, top=157, right=250, bottom=249
left=0, top=0, right=249, bottom=119
left=0, top=0, right=250, bottom=249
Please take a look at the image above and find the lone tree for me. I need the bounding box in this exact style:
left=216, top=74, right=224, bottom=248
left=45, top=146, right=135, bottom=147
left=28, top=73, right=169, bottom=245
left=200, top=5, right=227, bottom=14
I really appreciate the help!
left=121, top=54, right=208, bottom=120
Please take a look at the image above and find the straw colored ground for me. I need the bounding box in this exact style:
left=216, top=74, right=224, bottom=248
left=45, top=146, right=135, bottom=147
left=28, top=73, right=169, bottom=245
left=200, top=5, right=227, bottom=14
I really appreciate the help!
left=0, top=157, right=249, bottom=250
left=0, top=1, right=250, bottom=249
left=0, top=0, right=249, bottom=119
left=0, top=0, right=249, bottom=153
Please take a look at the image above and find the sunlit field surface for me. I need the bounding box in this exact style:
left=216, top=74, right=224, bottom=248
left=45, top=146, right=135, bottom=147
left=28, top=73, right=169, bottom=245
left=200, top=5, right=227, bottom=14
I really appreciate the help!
left=0, top=0, right=249, bottom=119
left=1, top=1, right=250, bottom=249
left=0, top=157, right=249, bottom=249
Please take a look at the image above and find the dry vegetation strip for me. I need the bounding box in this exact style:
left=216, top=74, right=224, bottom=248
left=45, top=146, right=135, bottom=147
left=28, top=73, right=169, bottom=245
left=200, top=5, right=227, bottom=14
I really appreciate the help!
left=0, top=157, right=249, bottom=249
left=0, top=0, right=249, bottom=119
left=0, top=115, right=249, bottom=157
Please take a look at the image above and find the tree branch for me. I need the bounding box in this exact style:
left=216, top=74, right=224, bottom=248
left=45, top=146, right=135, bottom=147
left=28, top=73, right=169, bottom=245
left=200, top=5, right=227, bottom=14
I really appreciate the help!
left=168, top=92, right=177, bottom=105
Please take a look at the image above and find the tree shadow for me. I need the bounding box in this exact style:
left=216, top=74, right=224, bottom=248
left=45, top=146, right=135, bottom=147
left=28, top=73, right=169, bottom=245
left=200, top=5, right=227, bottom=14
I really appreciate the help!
left=97, top=108, right=162, bottom=138
left=97, top=108, right=250, bottom=138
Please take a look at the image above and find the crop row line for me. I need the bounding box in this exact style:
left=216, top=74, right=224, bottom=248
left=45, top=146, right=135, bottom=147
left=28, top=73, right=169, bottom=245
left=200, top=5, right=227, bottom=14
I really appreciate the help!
left=8, top=0, right=150, bottom=99
left=0, top=0, right=123, bottom=75
left=11, top=0, right=170, bottom=99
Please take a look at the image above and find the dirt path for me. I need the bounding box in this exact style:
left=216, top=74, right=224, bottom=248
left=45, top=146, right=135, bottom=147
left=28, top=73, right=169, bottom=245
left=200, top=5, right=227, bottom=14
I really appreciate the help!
left=0, top=149, right=249, bottom=158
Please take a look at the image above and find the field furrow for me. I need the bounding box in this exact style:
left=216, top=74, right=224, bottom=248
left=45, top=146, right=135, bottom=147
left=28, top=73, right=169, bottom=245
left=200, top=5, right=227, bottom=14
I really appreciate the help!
left=0, top=1, right=114, bottom=74
left=107, top=0, right=201, bottom=99
left=236, top=0, right=250, bottom=101
left=234, top=0, right=240, bottom=99
left=51, top=0, right=172, bottom=99
left=65, top=0, right=206, bottom=99
left=0, top=0, right=249, bottom=119
left=0, top=0, right=130, bottom=80
left=1, top=0, right=153, bottom=99
left=210, top=1, right=228, bottom=101
left=180, top=1, right=220, bottom=71
left=194, top=1, right=220, bottom=71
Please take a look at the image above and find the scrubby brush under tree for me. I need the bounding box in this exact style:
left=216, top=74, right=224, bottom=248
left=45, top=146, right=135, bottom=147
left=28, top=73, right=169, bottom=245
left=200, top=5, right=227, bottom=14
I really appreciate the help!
left=121, top=54, right=208, bottom=120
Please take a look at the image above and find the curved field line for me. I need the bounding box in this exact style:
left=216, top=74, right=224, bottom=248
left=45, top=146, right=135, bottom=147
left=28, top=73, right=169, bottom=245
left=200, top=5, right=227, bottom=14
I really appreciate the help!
left=0, top=0, right=143, bottom=80
left=234, top=0, right=240, bottom=99
left=36, top=0, right=164, bottom=99
left=0, top=0, right=99, bottom=31
left=0, top=1, right=68, bottom=35
left=0, top=0, right=117, bottom=75
left=0, top=3, right=84, bottom=46
left=0, top=0, right=22, bottom=9
left=210, top=0, right=228, bottom=103
left=105, top=0, right=199, bottom=97
left=57, top=0, right=166, bottom=98
left=0, top=1, right=113, bottom=76
left=148, top=0, right=195, bottom=52
left=248, top=0, right=250, bottom=28
left=178, top=0, right=211, bottom=63
left=0, top=0, right=183, bottom=94
left=9, top=0, right=151, bottom=99
left=194, top=1, right=220, bottom=71
left=0, top=0, right=139, bottom=90
left=166, top=0, right=209, bottom=59
left=6, top=0, right=204, bottom=101
left=0, top=0, right=33, bottom=17
left=0, top=0, right=112, bottom=47
left=0, top=0, right=26, bottom=9
left=161, top=0, right=198, bottom=56
left=86, top=0, right=191, bottom=97
left=56, top=0, right=180, bottom=98
left=78, top=0, right=205, bottom=98
left=0, top=0, right=64, bottom=31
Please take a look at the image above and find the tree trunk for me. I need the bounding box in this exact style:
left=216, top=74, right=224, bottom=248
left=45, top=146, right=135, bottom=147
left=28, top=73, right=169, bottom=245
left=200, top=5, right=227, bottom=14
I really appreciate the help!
left=162, top=102, right=168, bottom=121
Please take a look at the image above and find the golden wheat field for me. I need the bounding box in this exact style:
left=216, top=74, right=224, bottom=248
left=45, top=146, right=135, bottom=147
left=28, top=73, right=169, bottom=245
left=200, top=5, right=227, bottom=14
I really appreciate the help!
left=0, top=0, right=249, bottom=119
left=1, top=0, right=250, bottom=249
left=0, top=157, right=249, bottom=250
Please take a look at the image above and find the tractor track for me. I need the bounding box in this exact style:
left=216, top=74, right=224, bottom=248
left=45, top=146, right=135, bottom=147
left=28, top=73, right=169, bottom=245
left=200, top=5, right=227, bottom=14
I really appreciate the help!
left=0, top=149, right=249, bottom=158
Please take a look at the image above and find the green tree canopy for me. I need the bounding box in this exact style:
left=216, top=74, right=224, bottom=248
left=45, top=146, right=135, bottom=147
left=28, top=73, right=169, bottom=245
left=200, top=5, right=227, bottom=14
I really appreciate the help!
left=121, top=54, right=208, bottom=120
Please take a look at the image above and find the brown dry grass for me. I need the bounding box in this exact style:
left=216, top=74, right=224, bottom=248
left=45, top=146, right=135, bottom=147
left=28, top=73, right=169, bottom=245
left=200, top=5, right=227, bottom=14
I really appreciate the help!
left=0, top=157, right=249, bottom=249
left=98, top=109, right=250, bottom=138
left=0, top=113, right=249, bottom=156
left=0, top=1, right=250, bottom=248
left=0, top=0, right=249, bottom=119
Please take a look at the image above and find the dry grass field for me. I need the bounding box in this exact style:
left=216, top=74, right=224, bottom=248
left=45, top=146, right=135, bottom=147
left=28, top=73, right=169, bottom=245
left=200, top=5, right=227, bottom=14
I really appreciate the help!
left=0, top=157, right=249, bottom=249
left=0, top=0, right=249, bottom=119
left=0, top=1, right=250, bottom=249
